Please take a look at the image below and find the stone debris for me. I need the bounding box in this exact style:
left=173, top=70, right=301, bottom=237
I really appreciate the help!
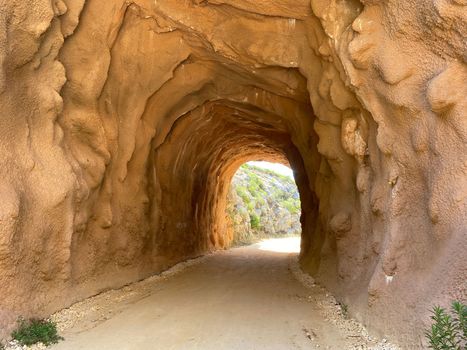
left=290, top=257, right=399, bottom=350
left=3, top=340, right=47, bottom=350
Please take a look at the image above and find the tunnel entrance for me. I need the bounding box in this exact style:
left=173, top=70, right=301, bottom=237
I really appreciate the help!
left=226, top=161, right=301, bottom=247
left=1, top=0, right=463, bottom=346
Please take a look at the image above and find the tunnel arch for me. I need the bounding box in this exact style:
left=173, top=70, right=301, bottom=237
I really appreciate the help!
left=151, top=94, right=320, bottom=260
left=0, top=0, right=465, bottom=346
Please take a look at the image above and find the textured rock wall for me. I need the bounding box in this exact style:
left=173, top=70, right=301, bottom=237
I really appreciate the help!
left=0, top=0, right=465, bottom=346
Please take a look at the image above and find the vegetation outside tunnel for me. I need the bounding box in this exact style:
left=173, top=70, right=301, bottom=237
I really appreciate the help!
left=227, top=163, right=301, bottom=246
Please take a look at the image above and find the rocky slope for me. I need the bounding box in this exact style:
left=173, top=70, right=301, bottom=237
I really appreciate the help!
left=226, top=164, right=301, bottom=245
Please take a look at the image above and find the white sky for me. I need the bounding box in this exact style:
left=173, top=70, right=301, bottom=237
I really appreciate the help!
left=247, top=161, right=294, bottom=178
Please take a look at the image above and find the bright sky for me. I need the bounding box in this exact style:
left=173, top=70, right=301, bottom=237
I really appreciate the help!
left=247, top=161, right=294, bottom=178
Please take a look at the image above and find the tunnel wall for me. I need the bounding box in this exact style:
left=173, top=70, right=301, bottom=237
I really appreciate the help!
left=0, top=0, right=465, bottom=346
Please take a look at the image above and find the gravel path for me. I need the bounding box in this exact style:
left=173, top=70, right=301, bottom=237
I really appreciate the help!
left=7, top=237, right=399, bottom=350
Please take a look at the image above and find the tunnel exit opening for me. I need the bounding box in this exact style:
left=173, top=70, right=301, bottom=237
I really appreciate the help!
left=225, top=161, right=302, bottom=253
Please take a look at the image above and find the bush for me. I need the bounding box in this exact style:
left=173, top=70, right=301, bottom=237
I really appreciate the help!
left=247, top=201, right=255, bottom=211
left=425, top=301, right=466, bottom=349
left=12, top=318, right=63, bottom=346
left=250, top=213, right=261, bottom=229
left=281, top=198, right=300, bottom=214
left=236, top=186, right=251, bottom=204
left=247, top=176, right=260, bottom=194
left=339, top=302, right=349, bottom=318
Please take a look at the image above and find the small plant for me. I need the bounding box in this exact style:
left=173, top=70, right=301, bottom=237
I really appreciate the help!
left=281, top=197, right=300, bottom=214
left=425, top=301, right=466, bottom=349
left=12, top=318, right=63, bottom=346
left=0, top=342, right=5, bottom=350
left=340, top=303, right=349, bottom=318
left=250, top=213, right=261, bottom=229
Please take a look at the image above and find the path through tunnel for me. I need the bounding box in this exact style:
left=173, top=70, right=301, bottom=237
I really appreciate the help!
left=1, top=0, right=465, bottom=347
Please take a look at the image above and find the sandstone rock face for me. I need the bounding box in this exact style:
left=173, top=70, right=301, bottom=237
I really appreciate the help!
left=0, top=0, right=465, bottom=346
left=226, top=164, right=301, bottom=245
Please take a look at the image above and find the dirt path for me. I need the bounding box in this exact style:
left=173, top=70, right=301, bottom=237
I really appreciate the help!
left=48, top=238, right=397, bottom=350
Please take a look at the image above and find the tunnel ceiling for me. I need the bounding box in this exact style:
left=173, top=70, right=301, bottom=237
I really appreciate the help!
left=0, top=0, right=466, bottom=346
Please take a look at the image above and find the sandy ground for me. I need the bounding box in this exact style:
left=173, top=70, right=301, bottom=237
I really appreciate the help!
left=15, top=237, right=397, bottom=350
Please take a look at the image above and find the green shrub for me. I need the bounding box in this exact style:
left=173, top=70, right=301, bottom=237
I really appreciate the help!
left=339, top=302, right=349, bottom=318
left=247, top=178, right=260, bottom=194
left=281, top=198, right=300, bottom=214
left=12, top=318, right=63, bottom=346
left=236, top=186, right=251, bottom=203
left=247, top=201, right=255, bottom=211
left=250, top=213, right=261, bottom=229
left=425, top=301, right=466, bottom=349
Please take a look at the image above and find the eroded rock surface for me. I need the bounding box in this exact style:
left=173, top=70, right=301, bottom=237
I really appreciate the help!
left=0, top=0, right=465, bottom=347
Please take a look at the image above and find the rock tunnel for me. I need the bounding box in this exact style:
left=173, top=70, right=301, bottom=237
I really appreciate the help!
left=0, top=0, right=466, bottom=346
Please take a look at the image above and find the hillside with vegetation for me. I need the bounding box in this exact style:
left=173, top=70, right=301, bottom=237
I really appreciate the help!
left=226, top=164, right=301, bottom=245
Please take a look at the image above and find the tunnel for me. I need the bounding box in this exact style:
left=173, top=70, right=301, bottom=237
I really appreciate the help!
left=0, top=0, right=465, bottom=347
